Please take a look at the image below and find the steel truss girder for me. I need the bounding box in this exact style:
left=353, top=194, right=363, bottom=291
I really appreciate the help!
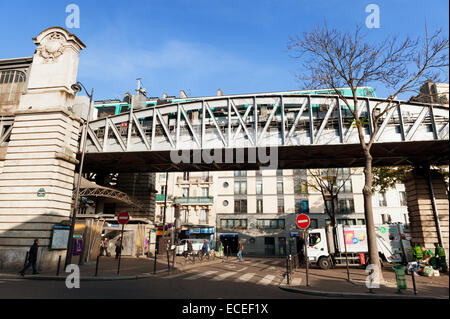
left=83, top=94, right=449, bottom=154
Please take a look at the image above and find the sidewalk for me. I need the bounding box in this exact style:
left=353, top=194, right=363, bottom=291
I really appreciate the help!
left=279, top=264, right=449, bottom=299
left=0, top=254, right=223, bottom=281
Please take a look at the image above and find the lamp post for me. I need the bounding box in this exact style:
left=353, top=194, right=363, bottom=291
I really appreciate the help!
left=65, top=82, right=94, bottom=268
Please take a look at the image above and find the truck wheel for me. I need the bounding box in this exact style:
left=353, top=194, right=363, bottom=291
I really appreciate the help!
left=318, top=257, right=331, bottom=270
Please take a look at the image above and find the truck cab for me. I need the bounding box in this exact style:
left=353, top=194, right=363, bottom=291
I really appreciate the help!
left=305, top=229, right=331, bottom=269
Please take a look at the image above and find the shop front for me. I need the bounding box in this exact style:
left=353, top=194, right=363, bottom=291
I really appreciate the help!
left=188, top=227, right=215, bottom=249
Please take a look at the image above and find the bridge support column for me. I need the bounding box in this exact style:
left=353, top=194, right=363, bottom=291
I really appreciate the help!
left=405, top=167, right=449, bottom=257
left=0, top=108, right=81, bottom=270
left=0, top=27, right=85, bottom=270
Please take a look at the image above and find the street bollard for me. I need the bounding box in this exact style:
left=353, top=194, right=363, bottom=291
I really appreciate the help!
left=410, top=267, right=417, bottom=295
left=95, top=255, right=100, bottom=277
left=286, top=255, right=290, bottom=285
left=56, top=255, right=62, bottom=276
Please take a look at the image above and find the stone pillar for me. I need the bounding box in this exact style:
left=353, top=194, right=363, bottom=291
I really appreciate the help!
left=0, top=27, right=85, bottom=270
left=116, top=173, right=156, bottom=221
left=405, top=168, right=449, bottom=256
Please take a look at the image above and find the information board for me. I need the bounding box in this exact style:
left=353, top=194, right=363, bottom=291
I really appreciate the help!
left=50, top=225, right=70, bottom=250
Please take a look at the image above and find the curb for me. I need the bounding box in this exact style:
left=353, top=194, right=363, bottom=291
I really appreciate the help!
left=0, top=257, right=224, bottom=282
left=278, top=284, right=442, bottom=299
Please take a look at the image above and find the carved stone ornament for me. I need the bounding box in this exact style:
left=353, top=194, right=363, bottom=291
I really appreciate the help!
left=36, top=32, right=66, bottom=63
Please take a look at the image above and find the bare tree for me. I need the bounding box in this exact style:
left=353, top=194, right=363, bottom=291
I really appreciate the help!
left=288, top=23, right=449, bottom=281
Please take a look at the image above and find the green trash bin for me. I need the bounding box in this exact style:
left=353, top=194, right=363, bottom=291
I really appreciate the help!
left=393, top=264, right=407, bottom=291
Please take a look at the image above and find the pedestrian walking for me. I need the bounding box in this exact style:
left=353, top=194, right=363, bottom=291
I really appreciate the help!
left=115, top=237, right=123, bottom=259
left=237, top=240, right=244, bottom=261
left=435, top=243, right=447, bottom=273
left=19, top=239, right=40, bottom=276
left=100, top=238, right=110, bottom=257
left=216, top=240, right=224, bottom=259
left=201, top=240, right=208, bottom=257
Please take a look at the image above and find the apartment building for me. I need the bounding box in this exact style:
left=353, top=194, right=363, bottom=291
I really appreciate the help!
left=214, top=168, right=409, bottom=257
left=154, top=171, right=216, bottom=247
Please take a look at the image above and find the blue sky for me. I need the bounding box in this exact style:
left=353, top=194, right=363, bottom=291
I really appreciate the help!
left=0, top=0, right=448, bottom=100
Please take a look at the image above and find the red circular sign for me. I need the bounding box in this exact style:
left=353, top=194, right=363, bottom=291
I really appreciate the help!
left=118, top=211, right=130, bottom=225
left=296, top=214, right=310, bottom=229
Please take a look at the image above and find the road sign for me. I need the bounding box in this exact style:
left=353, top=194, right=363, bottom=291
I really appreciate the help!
left=296, top=214, right=310, bottom=229
left=118, top=211, right=130, bottom=225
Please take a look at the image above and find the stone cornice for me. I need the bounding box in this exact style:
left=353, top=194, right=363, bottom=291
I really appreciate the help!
left=14, top=106, right=84, bottom=124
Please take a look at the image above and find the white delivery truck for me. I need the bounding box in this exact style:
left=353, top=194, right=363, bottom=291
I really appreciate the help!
left=305, top=223, right=412, bottom=270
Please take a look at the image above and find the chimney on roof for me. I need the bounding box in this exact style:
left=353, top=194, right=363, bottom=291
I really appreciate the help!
left=162, top=92, right=168, bottom=99
left=217, top=88, right=223, bottom=96
left=180, top=90, right=188, bottom=99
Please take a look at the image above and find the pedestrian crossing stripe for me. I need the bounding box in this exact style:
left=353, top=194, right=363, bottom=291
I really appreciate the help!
left=291, top=277, right=302, bottom=286
left=258, top=275, right=275, bottom=286
left=211, top=271, right=236, bottom=281
left=185, top=270, right=218, bottom=280
left=234, top=273, right=256, bottom=282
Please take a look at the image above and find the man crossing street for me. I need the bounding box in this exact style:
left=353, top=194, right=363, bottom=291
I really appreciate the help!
left=19, top=239, right=40, bottom=276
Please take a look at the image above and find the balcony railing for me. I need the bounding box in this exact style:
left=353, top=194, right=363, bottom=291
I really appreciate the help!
left=156, top=194, right=172, bottom=202
left=176, top=176, right=213, bottom=184
left=174, top=196, right=214, bottom=204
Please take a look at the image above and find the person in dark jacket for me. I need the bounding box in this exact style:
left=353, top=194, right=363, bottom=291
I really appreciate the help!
left=115, top=237, right=123, bottom=259
left=19, top=239, right=39, bottom=276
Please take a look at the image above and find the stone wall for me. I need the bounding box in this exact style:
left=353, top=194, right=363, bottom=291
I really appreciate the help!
left=405, top=168, right=449, bottom=256
left=0, top=108, right=81, bottom=270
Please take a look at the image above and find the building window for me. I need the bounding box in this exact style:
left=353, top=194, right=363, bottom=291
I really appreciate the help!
left=183, top=172, right=189, bottom=181
left=257, top=199, right=263, bottom=214
left=294, top=180, right=308, bottom=195
left=381, top=214, right=391, bottom=224
left=221, top=219, right=247, bottom=230
left=378, top=193, right=387, bottom=207
left=277, top=199, right=284, bottom=214
left=201, top=187, right=209, bottom=197
left=256, top=170, right=262, bottom=177
left=223, top=182, right=229, bottom=188
left=234, top=170, right=247, bottom=177
left=356, top=219, right=366, bottom=225
left=199, top=209, right=208, bottom=223
left=339, top=199, right=354, bottom=214
left=160, top=172, right=168, bottom=181
left=338, top=179, right=352, bottom=193
left=160, top=185, right=167, bottom=195
left=310, top=219, right=318, bottom=228
left=295, top=199, right=309, bottom=213
left=182, top=187, right=189, bottom=197
left=182, top=210, right=189, bottom=223
left=0, top=70, right=27, bottom=105
left=234, top=181, right=247, bottom=195
left=276, top=169, right=283, bottom=176
left=399, top=191, right=407, bottom=206
left=257, top=219, right=285, bottom=230
left=256, top=181, right=263, bottom=195
left=277, top=181, right=284, bottom=195
left=234, top=200, right=247, bottom=214
left=223, top=200, right=229, bottom=207
left=337, top=219, right=356, bottom=226
left=403, top=214, right=409, bottom=226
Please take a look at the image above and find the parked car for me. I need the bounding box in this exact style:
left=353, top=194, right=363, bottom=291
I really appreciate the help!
left=176, top=239, right=205, bottom=255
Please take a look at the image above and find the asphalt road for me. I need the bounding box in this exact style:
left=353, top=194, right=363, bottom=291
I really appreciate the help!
left=0, top=257, right=321, bottom=299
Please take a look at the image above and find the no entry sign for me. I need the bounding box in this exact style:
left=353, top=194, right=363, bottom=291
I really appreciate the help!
left=118, top=211, right=130, bottom=225
left=296, top=214, right=310, bottom=229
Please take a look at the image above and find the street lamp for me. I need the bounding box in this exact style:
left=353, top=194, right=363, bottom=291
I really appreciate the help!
left=65, top=82, right=94, bottom=267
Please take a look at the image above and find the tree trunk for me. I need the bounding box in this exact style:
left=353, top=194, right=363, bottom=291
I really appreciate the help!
left=362, top=150, right=384, bottom=282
